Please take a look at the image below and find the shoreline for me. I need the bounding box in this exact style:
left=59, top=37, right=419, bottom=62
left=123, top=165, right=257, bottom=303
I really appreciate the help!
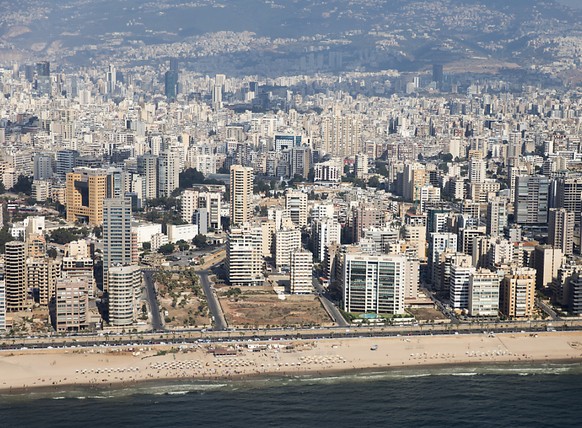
left=1, top=331, right=582, bottom=396
left=2, top=359, right=581, bottom=399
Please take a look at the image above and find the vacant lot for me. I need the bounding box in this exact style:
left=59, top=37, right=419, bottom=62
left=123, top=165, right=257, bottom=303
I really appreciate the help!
left=155, top=269, right=211, bottom=328
left=407, top=307, right=449, bottom=322
left=216, top=285, right=332, bottom=328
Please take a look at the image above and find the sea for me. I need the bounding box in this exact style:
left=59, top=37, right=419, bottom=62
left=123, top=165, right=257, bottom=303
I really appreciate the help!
left=1, top=363, right=581, bottom=428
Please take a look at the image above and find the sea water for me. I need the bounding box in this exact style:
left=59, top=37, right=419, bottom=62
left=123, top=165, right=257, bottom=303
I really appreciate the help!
left=1, top=363, right=581, bottom=427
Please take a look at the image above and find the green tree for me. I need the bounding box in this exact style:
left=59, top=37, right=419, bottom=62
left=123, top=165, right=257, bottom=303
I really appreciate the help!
left=0, top=227, right=14, bottom=253
left=368, top=176, right=381, bottom=187
left=158, top=243, right=175, bottom=255
left=11, top=175, right=32, bottom=195
left=375, top=163, right=389, bottom=177
left=253, top=177, right=270, bottom=194
left=179, top=168, right=205, bottom=188
left=49, top=228, right=86, bottom=245
left=177, top=240, right=190, bottom=251
left=439, top=152, right=453, bottom=163
left=192, top=234, right=207, bottom=248
left=47, top=247, right=58, bottom=259
left=93, top=226, right=103, bottom=239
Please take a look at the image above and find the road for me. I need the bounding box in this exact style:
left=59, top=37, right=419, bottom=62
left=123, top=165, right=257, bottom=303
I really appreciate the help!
left=421, top=285, right=459, bottom=324
left=312, top=277, right=349, bottom=327
left=143, top=270, right=164, bottom=331
left=7, top=321, right=582, bottom=352
left=198, top=269, right=228, bottom=330
left=537, top=298, right=560, bottom=321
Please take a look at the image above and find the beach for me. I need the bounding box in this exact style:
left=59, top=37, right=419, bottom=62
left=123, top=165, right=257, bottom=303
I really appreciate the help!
left=1, top=331, right=581, bottom=392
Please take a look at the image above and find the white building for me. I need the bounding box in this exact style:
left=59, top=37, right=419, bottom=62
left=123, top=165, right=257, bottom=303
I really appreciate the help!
left=167, top=224, right=198, bottom=244
left=285, top=190, right=308, bottom=227
left=312, top=217, right=341, bottom=262
left=227, top=225, right=264, bottom=286
left=314, top=160, right=341, bottom=182
left=311, top=203, right=335, bottom=221
left=290, top=249, right=313, bottom=294
left=468, top=270, right=500, bottom=317
left=158, top=145, right=181, bottom=198
left=0, top=280, right=5, bottom=331
left=132, top=222, right=163, bottom=247
left=275, top=228, right=302, bottom=269
left=181, top=188, right=222, bottom=230
left=343, top=252, right=406, bottom=315
left=108, top=265, right=141, bottom=327
left=32, top=180, right=50, bottom=202
left=449, top=254, right=475, bottom=310
left=354, top=153, right=368, bottom=179
left=151, top=232, right=169, bottom=252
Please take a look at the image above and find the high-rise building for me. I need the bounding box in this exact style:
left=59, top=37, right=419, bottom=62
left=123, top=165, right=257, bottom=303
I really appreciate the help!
left=468, top=157, right=486, bottom=184
left=181, top=188, right=222, bottom=230
left=486, top=197, right=508, bottom=237
left=514, top=175, right=549, bottom=225
left=35, top=61, right=51, bottom=97
left=403, top=163, right=428, bottom=202
left=553, top=177, right=582, bottom=227
left=103, top=197, right=133, bottom=291
left=548, top=208, right=574, bottom=256
left=33, top=153, right=53, bottom=181
left=212, top=84, right=223, bottom=110
left=158, top=147, right=181, bottom=198
left=65, top=167, right=109, bottom=226
left=107, top=64, right=117, bottom=95
left=533, top=245, right=563, bottom=290
left=137, top=153, right=158, bottom=200
left=290, top=249, right=313, bottom=294
left=55, top=277, right=89, bottom=332
left=428, top=232, right=457, bottom=288
left=468, top=269, right=500, bottom=317
left=432, top=64, right=444, bottom=86
left=343, top=253, right=406, bottom=315
left=427, top=209, right=449, bottom=235
left=164, top=69, right=178, bottom=100
left=285, top=190, right=308, bottom=228
left=275, top=228, right=302, bottom=268
left=449, top=254, right=475, bottom=310
left=0, top=277, right=5, bottom=331
left=290, top=146, right=312, bottom=179
left=500, top=268, right=536, bottom=318
left=312, top=217, right=342, bottom=262
left=5, top=241, right=26, bottom=311
left=226, top=225, right=263, bottom=286
left=26, top=257, right=60, bottom=306
left=229, top=165, right=253, bottom=227
left=569, top=271, right=582, bottom=316
left=108, top=265, right=141, bottom=326
left=56, top=149, right=79, bottom=179
left=354, top=153, right=368, bottom=179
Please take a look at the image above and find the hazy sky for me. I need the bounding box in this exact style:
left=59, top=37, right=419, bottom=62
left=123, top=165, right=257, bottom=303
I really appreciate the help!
left=557, top=0, right=582, bottom=9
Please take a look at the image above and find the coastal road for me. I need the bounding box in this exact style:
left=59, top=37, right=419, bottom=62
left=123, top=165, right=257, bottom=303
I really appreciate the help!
left=312, top=277, right=349, bottom=327
left=143, top=270, right=164, bottom=331
left=198, top=269, right=228, bottom=331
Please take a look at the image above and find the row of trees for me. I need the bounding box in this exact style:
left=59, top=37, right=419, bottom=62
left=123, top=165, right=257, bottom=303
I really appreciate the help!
left=156, top=234, right=208, bottom=255
left=0, top=175, right=33, bottom=196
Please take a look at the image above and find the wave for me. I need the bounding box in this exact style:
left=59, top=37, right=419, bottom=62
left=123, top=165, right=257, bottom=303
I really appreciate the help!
left=2, top=362, right=582, bottom=402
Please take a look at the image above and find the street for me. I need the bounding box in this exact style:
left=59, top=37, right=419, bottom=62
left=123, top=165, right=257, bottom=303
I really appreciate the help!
left=311, top=276, right=349, bottom=327
left=142, top=269, right=164, bottom=331
left=197, top=269, right=228, bottom=330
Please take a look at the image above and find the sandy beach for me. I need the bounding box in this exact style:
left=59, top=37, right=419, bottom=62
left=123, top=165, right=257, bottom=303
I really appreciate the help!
left=1, top=331, right=581, bottom=392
